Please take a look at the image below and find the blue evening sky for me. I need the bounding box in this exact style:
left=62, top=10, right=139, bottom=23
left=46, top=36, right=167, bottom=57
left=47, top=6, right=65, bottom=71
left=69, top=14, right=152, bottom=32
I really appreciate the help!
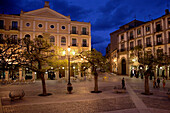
left=0, top=0, right=169, bottom=55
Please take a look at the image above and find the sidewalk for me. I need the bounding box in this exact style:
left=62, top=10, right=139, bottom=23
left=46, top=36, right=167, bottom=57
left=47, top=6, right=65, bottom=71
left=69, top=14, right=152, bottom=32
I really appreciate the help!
left=0, top=74, right=170, bottom=113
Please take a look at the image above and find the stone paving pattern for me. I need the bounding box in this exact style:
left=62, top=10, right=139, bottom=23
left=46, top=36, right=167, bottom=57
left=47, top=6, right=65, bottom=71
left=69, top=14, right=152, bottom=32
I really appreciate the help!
left=0, top=72, right=170, bottom=113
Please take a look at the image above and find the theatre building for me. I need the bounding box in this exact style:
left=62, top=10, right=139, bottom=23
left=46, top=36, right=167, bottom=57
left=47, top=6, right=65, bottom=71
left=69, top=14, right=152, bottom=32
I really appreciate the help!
left=0, top=1, right=91, bottom=81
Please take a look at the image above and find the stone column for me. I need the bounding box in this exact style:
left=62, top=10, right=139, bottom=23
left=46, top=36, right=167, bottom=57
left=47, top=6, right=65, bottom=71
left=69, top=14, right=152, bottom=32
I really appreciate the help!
left=78, top=63, right=81, bottom=78
left=5, top=71, right=9, bottom=81
left=44, top=72, right=48, bottom=80
left=19, top=68, right=22, bottom=80
left=32, top=72, right=35, bottom=80
left=23, top=68, right=25, bottom=80
left=55, top=71, right=59, bottom=80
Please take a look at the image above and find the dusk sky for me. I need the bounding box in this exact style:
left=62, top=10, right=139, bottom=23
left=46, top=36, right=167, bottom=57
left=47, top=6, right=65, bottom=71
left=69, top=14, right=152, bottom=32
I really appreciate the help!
left=0, top=0, right=169, bottom=55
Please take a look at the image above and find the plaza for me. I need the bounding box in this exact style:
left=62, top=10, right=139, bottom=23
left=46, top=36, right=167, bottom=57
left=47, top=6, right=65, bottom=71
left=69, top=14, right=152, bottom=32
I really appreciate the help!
left=0, top=72, right=170, bottom=113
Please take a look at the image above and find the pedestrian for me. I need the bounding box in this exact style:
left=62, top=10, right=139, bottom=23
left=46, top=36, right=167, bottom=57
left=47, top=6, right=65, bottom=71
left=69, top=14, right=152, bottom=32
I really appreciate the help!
left=162, top=77, right=166, bottom=88
left=122, top=78, right=125, bottom=89
left=157, top=78, right=160, bottom=88
left=153, top=78, right=156, bottom=88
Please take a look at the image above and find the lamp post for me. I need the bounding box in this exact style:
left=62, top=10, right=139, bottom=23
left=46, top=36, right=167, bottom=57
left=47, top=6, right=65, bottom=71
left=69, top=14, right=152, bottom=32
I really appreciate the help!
left=67, top=46, right=73, bottom=94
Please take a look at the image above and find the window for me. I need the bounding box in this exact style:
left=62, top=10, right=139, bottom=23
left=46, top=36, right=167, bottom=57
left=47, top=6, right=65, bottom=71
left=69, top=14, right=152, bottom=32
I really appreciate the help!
left=130, top=31, right=133, bottom=39
left=146, top=37, right=151, bottom=47
left=50, top=25, right=54, bottom=29
left=137, top=29, right=141, bottom=35
left=26, top=23, right=30, bottom=27
left=157, top=49, right=163, bottom=58
left=50, top=36, right=55, bottom=45
left=24, top=34, right=30, bottom=41
left=168, top=18, right=170, bottom=25
left=146, top=25, right=150, bottom=32
left=72, top=26, right=77, bottom=34
left=0, top=34, right=4, bottom=44
left=121, top=34, right=124, bottom=40
left=38, top=24, right=42, bottom=28
left=11, top=35, right=18, bottom=44
left=72, top=38, right=77, bottom=46
left=38, top=35, right=43, bottom=38
left=168, top=32, right=170, bottom=43
left=121, top=44, right=125, bottom=51
left=82, top=27, right=87, bottom=35
left=156, top=22, right=161, bottom=32
left=82, top=39, right=87, bottom=47
left=130, top=42, right=134, bottom=50
left=137, top=40, right=142, bottom=46
left=61, top=37, right=66, bottom=45
left=12, top=21, right=18, bottom=30
left=0, top=20, right=4, bottom=29
left=61, top=26, right=65, bottom=29
left=157, top=34, right=162, bottom=45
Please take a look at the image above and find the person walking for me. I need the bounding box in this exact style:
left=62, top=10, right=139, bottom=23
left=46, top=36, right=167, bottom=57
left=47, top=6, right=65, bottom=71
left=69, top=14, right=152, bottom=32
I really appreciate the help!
left=162, top=77, right=166, bottom=88
left=157, top=78, right=160, bottom=88
left=122, top=78, right=125, bottom=89
left=153, top=78, right=156, bottom=88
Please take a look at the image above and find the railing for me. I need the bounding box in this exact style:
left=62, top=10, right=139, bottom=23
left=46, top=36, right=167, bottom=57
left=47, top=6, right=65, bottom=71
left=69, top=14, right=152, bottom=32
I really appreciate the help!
left=82, top=44, right=88, bottom=47
left=130, top=47, right=134, bottom=50
left=120, top=49, right=125, bottom=52
left=70, top=30, right=78, bottom=34
left=0, top=25, right=5, bottom=29
left=154, top=26, right=162, bottom=32
left=71, top=43, right=78, bottom=47
left=81, top=31, right=89, bottom=35
left=156, top=41, right=163, bottom=45
left=9, top=26, right=19, bottom=31
left=145, top=43, right=152, bottom=47
left=129, top=36, right=134, bottom=40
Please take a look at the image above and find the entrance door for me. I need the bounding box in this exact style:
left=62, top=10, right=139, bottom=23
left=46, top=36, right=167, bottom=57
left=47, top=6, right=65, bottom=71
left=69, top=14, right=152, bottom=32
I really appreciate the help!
left=122, top=59, right=126, bottom=75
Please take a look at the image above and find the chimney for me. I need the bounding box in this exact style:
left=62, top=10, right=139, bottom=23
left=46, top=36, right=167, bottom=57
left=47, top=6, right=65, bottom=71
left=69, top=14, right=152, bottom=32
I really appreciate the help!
left=165, top=9, right=169, bottom=15
left=44, top=1, right=50, bottom=8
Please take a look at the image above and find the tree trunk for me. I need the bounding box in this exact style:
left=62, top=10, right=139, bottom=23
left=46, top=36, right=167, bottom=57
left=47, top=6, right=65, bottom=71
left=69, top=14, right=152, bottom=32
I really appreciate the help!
left=94, top=69, right=98, bottom=92
left=41, top=73, right=47, bottom=95
left=145, top=75, right=150, bottom=94
left=38, top=61, right=47, bottom=95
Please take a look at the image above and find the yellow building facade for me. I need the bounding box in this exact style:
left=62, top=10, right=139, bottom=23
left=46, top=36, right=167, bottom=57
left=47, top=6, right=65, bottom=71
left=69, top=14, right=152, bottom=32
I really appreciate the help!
left=0, top=1, right=91, bottom=80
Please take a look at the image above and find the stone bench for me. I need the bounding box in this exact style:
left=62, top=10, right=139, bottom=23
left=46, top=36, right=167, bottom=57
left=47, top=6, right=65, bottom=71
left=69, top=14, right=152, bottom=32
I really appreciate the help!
left=114, top=86, right=126, bottom=93
left=9, top=90, right=25, bottom=101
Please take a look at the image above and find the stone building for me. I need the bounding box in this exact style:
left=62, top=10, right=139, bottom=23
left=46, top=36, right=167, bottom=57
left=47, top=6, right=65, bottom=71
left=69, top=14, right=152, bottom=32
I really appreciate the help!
left=0, top=1, right=91, bottom=80
left=110, top=9, right=170, bottom=79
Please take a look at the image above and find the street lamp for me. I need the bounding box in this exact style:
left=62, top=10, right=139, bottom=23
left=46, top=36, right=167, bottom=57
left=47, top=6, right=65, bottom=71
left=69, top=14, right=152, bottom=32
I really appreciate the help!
left=67, top=46, right=73, bottom=94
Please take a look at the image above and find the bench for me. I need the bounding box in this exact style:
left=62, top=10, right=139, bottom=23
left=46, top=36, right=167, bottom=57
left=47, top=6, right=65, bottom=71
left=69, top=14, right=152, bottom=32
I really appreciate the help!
left=114, top=86, right=126, bottom=93
left=9, top=90, right=25, bottom=101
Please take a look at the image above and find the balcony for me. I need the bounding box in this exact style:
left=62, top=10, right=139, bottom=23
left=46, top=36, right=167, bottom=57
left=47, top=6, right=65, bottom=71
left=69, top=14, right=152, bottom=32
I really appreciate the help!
left=9, top=26, right=19, bottom=31
left=82, top=44, right=88, bottom=47
left=156, top=41, right=163, bottom=45
left=130, top=47, right=134, bottom=50
left=71, top=43, right=78, bottom=47
left=120, top=48, right=125, bottom=52
left=146, top=43, right=152, bottom=47
left=154, top=26, right=162, bottom=32
left=0, top=25, right=5, bottom=30
left=81, top=31, right=89, bottom=35
left=129, top=36, right=134, bottom=40
left=70, top=31, right=78, bottom=34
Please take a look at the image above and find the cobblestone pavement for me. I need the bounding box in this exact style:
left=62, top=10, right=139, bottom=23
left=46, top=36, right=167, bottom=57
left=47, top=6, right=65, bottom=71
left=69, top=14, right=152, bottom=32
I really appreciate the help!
left=0, top=72, right=170, bottom=113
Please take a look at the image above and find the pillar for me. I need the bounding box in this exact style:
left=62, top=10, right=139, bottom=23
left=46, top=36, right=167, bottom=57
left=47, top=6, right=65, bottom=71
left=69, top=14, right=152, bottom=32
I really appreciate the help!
left=19, top=68, right=22, bottom=80
left=55, top=71, right=59, bottom=80
left=44, top=72, right=48, bottom=80
left=78, top=63, right=81, bottom=78
left=22, top=68, right=25, bottom=80
left=32, top=72, right=35, bottom=80
left=5, top=71, right=9, bottom=81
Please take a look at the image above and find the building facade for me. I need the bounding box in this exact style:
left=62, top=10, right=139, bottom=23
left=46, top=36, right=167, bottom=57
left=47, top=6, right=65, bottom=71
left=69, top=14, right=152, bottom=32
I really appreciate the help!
left=0, top=1, right=91, bottom=80
left=116, top=9, right=170, bottom=79
left=109, top=9, right=170, bottom=79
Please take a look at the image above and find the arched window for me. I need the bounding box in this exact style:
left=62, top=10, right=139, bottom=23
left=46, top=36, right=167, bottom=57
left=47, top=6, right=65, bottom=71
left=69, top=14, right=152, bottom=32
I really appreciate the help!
left=38, top=35, right=43, bottom=38
left=49, top=36, right=55, bottom=45
left=24, top=34, right=30, bottom=44
left=61, top=37, right=66, bottom=45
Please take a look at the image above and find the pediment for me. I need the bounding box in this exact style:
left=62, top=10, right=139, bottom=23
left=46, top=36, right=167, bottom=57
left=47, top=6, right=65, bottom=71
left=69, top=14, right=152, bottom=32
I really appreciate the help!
left=23, top=8, right=70, bottom=20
